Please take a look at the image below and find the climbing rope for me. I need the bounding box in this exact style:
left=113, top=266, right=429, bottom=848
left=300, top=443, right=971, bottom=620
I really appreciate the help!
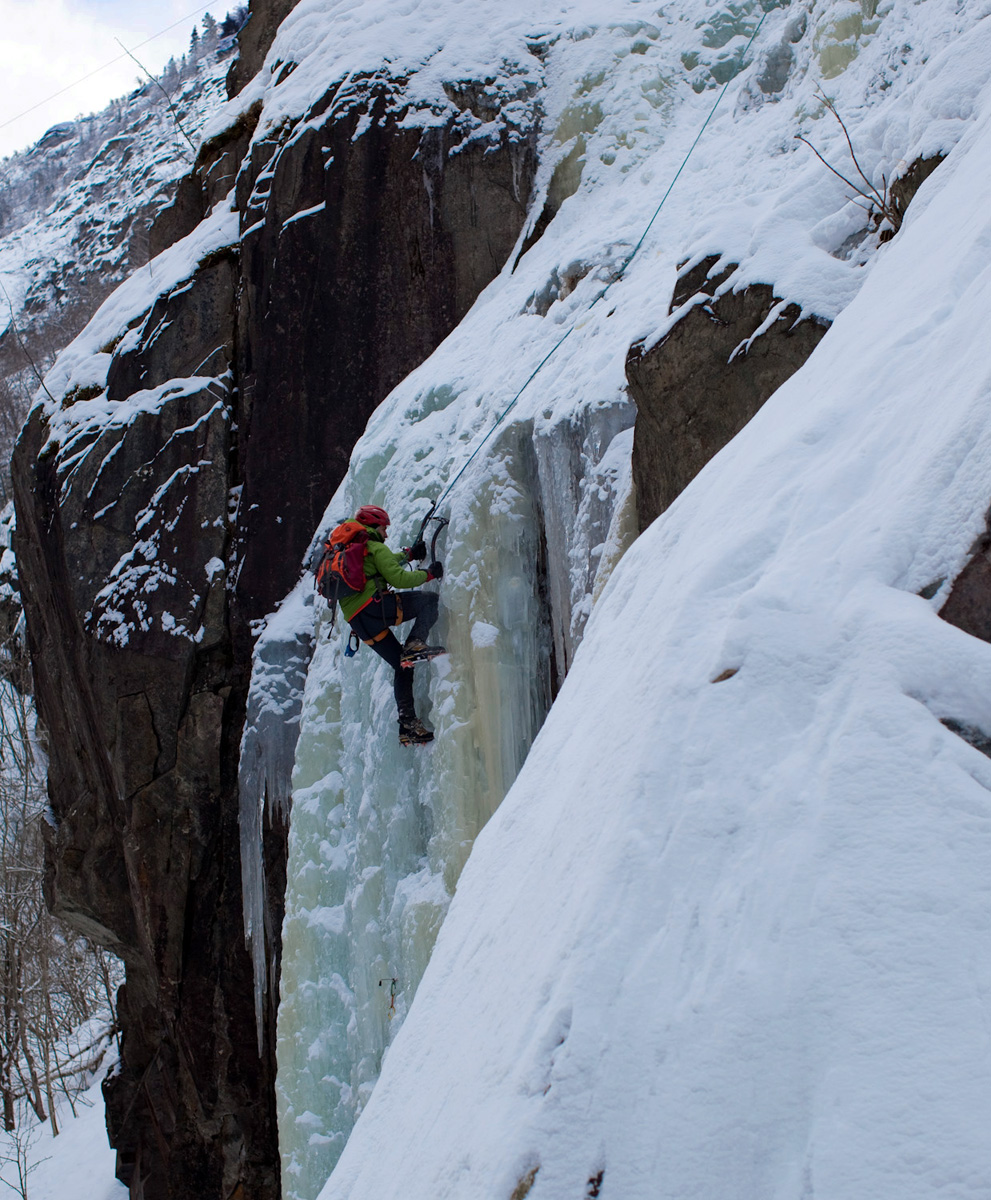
left=419, top=7, right=770, bottom=529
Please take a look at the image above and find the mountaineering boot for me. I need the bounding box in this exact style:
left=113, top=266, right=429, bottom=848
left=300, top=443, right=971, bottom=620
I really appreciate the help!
left=400, top=637, right=447, bottom=668
left=398, top=712, right=434, bottom=747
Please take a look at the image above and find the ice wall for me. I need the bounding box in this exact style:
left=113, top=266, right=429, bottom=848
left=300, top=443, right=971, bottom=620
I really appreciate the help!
left=275, top=407, right=629, bottom=1198
left=262, top=0, right=991, bottom=1194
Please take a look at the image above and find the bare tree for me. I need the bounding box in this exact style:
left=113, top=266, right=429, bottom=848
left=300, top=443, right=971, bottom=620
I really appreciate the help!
left=0, top=1107, right=44, bottom=1200
left=0, top=612, right=120, bottom=1151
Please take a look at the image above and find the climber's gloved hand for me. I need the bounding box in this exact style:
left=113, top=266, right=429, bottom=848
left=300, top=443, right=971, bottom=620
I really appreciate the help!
left=426, top=561, right=444, bottom=581
left=407, top=539, right=427, bottom=561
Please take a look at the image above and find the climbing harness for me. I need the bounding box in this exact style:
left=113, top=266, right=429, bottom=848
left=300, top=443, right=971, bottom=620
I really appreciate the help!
left=417, top=8, right=770, bottom=526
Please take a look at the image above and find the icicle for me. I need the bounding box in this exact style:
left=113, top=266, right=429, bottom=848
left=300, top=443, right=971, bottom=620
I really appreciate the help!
left=238, top=582, right=315, bottom=1054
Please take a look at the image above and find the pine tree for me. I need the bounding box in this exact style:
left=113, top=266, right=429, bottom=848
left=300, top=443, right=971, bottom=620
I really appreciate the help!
left=202, top=13, right=218, bottom=50
left=162, top=56, right=179, bottom=92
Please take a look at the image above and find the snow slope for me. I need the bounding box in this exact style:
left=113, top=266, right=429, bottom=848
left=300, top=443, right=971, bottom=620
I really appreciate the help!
left=0, top=44, right=233, bottom=403
left=0, top=1052, right=123, bottom=1200
left=315, top=30, right=991, bottom=1200
left=269, top=0, right=991, bottom=1194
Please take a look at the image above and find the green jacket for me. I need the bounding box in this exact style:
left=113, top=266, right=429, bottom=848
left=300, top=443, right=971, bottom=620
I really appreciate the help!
left=339, top=526, right=430, bottom=621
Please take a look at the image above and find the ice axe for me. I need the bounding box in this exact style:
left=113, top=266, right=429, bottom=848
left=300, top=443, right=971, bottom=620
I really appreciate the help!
left=429, top=514, right=449, bottom=563
left=409, top=498, right=448, bottom=565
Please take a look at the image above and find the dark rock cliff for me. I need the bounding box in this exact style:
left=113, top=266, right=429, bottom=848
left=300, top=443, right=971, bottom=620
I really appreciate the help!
left=939, top=527, right=991, bottom=644
left=626, top=153, right=946, bottom=534
left=624, top=155, right=950, bottom=535
left=11, top=9, right=537, bottom=1196
left=626, top=256, right=830, bottom=532
left=227, top=0, right=301, bottom=97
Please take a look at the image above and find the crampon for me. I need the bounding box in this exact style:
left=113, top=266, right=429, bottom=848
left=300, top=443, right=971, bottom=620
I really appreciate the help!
left=400, top=639, right=447, bottom=669
left=398, top=715, right=434, bottom=746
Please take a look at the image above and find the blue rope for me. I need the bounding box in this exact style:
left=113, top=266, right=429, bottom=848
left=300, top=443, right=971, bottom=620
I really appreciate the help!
left=431, top=8, right=770, bottom=514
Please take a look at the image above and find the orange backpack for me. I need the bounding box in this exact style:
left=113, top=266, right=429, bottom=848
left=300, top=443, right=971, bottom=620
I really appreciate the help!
left=315, top=521, right=370, bottom=601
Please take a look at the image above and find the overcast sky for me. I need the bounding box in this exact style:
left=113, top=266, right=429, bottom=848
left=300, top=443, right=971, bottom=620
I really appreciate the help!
left=0, top=0, right=221, bottom=158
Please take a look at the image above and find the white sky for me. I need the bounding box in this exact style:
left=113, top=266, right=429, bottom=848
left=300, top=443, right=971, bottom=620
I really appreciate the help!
left=0, top=0, right=224, bottom=158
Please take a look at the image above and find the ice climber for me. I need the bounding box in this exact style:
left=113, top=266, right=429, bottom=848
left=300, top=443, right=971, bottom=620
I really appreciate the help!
left=337, top=504, right=446, bottom=746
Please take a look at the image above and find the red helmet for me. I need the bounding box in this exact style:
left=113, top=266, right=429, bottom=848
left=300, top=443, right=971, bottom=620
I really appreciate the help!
left=355, top=504, right=390, bottom=528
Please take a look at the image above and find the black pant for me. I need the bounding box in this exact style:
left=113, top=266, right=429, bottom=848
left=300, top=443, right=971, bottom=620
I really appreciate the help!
left=348, top=591, right=439, bottom=716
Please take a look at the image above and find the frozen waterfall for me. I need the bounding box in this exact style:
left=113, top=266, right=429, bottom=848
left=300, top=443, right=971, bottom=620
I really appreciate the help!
left=274, top=398, right=635, bottom=1198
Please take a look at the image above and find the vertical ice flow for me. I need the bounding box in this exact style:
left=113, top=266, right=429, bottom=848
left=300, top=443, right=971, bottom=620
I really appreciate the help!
left=274, top=399, right=635, bottom=1198
left=239, top=583, right=315, bottom=1052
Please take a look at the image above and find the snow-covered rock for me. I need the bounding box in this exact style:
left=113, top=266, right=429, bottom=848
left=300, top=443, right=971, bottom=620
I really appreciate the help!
left=0, top=46, right=234, bottom=462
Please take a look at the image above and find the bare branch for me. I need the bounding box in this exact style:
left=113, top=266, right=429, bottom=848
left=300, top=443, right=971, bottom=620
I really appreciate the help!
left=795, top=91, right=902, bottom=235
left=814, top=86, right=888, bottom=210
left=115, top=39, right=196, bottom=158
left=794, top=135, right=874, bottom=203
left=0, top=285, right=58, bottom=408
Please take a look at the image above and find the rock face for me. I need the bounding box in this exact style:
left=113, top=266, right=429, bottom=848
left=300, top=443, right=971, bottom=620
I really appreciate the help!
left=12, top=16, right=537, bottom=1199
left=940, top=530, right=991, bottom=754
left=939, top=527, right=991, bottom=644
left=627, top=257, right=830, bottom=531
left=14, top=345, right=262, bottom=1199
left=233, top=82, right=536, bottom=620
left=227, top=0, right=300, bottom=97
left=626, top=154, right=947, bottom=533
